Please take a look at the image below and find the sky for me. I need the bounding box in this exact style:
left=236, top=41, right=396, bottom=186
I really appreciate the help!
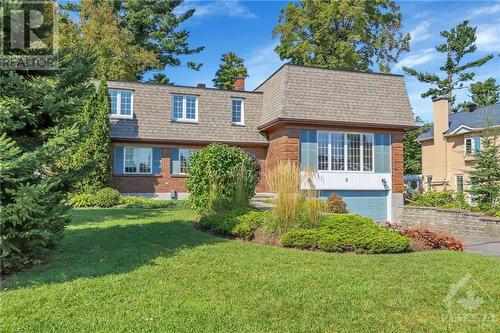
left=148, top=0, right=500, bottom=123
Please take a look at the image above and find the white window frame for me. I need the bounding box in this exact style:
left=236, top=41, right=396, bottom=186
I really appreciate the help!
left=426, top=175, right=433, bottom=191
left=172, top=95, right=198, bottom=123
left=123, top=147, right=153, bottom=175
left=231, top=98, right=245, bottom=125
left=177, top=148, right=197, bottom=175
left=455, top=174, right=464, bottom=193
left=464, top=137, right=474, bottom=156
left=317, top=131, right=374, bottom=173
left=109, top=89, right=134, bottom=119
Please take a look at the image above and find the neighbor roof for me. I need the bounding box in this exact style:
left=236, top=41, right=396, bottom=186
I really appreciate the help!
left=417, top=104, right=500, bottom=141
left=255, top=64, right=415, bottom=129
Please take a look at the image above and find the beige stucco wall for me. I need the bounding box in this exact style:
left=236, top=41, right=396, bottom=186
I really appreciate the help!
left=422, top=131, right=500, bottom=192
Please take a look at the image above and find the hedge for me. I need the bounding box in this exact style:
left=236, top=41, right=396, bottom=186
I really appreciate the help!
left=281, top=214, right=410, bottom=254
left=198, top=208, right=272, bottom=240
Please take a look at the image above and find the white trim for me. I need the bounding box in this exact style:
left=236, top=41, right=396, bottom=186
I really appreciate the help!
left=317, top=131, right=375, bottom=173
left=109, top=89, right=134, bottom=119
left=231, top=98, right=245, bottom=125
left=123, top=147, right=153, bottom=175
left=172, top=95, right=199, bottom=123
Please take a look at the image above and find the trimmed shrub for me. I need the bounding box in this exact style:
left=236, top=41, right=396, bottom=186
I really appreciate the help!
left=187, top=143, right=258, bottom=215
left=326, top=193, right=347, bottom=213
left=281, top=214, right=410, bottom=254
left=412, top=190, right=471, bottom=210
left=281, top=229, right=319, bottom=249
left=93, top=188, right=122, bottom=207
left=198, top=208, right=271, bottom=240
left=68, top=193, right=96, bottom=207
left=398, top=228, right=463, bottom=251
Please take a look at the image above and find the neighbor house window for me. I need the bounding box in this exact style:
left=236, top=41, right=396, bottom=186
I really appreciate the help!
left=232, top=98, right=244, bottom=125
left=179, top=149, right=196, bottom=174
left=109, top=89, right=133, bottom=118
left=317, top=132, right=373, bottom=172
left=172, top=95, right=198, bottom=122
left=464, top=138, right=473, bottom=156
left=124, top=147, right=152, bottom=174
left=426, top=176, right=433, bottom=191
left=456, top=174, right=464, bottom=193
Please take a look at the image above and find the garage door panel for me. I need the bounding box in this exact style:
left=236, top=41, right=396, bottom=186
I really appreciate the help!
left=321, top=190, right=388, bottom=222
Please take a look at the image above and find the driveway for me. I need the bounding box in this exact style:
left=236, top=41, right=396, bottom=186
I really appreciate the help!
left=462, top=238, right=500, bottom=257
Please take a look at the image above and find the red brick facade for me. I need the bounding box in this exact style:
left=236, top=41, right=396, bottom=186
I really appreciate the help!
left=391, top=133, right=405, bottom=193
left=111, top=127, right=406, bottom=195
left=112, top=143, right=268, bottom=194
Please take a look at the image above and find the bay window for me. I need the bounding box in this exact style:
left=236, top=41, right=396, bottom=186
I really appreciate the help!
left=124, top=147, right=152, bottom=174
left=317, top=132, right=374, bottom=172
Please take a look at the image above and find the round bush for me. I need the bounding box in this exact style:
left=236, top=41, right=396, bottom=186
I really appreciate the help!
left=326, top=193, right=347, bottom=213
left=94, top=187, right=122, bottom=207
left=187, top=143, right=258, bottom=215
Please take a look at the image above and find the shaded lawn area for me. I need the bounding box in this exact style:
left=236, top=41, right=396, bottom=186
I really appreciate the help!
left=1, top=208, right=499, bottom=332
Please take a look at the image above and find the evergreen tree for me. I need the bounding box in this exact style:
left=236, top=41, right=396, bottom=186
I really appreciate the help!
left=213, top=52, right=248, bottom=90
left=404, top=117, right=430, bottom=175
left=1, top=58, right=94, bottom=271
left=468, top=125, right=500, bottom=207
left=273, top=0, right=410, bottom=73
left=147, top=73, right=171, bottom=85
left=469, top=78, right=499, bottom=107
left=403, top=21, right=494, bottom=112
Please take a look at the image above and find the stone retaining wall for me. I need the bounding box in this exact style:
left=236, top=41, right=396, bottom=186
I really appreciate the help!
left=398, top=206, right=500, bottom=239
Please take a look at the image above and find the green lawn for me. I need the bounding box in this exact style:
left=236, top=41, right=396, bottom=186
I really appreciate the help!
left=2, top=208, right=499, bottom=332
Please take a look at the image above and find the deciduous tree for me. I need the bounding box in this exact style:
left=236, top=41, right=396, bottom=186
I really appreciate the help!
left=273, top=0, right=410, bottom=73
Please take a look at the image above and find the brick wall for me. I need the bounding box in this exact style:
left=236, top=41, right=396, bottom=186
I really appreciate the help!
left=399, top=206, right=500, bottom=239
left=265, top=127, right=300, bottom=171
left=112, top=142, right=268, bottom=193
left=391, top=132, right=404, bottom=193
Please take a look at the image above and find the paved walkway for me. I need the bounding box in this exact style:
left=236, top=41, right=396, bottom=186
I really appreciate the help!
left=462, top=238, right=500, bottom=257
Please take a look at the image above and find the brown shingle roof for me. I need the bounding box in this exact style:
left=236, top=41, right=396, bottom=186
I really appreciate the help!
left=256, top=64, right=415, bottom=129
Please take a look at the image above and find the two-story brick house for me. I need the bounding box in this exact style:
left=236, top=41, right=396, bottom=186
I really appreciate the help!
left=108, top=64, right=415, bottom=221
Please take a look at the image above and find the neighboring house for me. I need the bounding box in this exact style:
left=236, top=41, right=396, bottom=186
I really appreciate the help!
left=108, top=64, right=415, bottom=221
left=417, top=98, right=500, bottom=194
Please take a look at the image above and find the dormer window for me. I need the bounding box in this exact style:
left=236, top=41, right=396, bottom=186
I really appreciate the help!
left=172, top=95, right=198, bottom=123
left=231, top=98, right=244, bottom=125
left=109, top=89, right=133, bottom=118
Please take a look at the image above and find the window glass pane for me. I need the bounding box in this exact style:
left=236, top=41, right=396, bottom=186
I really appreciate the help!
left=232, top=99, right=242, bottom=123
left=185, top=96, right=197, bottom=119
left=456, top=175, right=464, bottom=193
left=347, top=134, right=361, bottom=171
left=363, top=134, right=373, bottom=171
left=110, top=91, right=118, bottom=115
left=318, top=132, right=329, bottom=170
left=120, top=91, right=132, bottom=115
left=137, top=148, right=151, bottom=173
left=465, top=138, right=472, bottom=155
left=331, top=133, right=344, bottom=171
left=173, top=95, right=183, bottom=119
left=124, top=148, right=136, bottom=173
left=179, top=149, right=196, bottom=174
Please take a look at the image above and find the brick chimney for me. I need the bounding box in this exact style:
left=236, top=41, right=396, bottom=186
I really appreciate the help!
left=233, top=76, right=245, bottom=91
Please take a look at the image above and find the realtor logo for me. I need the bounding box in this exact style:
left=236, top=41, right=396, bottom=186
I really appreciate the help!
left=442, top=273, right=495, bottom=326
left=0, top=0, right=58, bottom=70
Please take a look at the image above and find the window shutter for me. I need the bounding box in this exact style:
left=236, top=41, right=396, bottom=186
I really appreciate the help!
left=474, top=136, right=481, bottom=152
left=170, top=148, right=179, bottom=174
left=153, top=148, right=162, bottom=175
left=374, top=134, right=391, bottom=173
left=300, top=130, right=317, bottom=171
left=113, top=146, right=124, bottom=174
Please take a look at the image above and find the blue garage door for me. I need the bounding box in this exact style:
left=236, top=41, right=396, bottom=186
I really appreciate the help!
left=321, top=190, right=388, bottom=222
